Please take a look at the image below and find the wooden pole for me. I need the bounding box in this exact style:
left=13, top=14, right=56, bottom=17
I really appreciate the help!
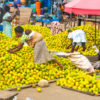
left=95, top=15, right=97, bottom=45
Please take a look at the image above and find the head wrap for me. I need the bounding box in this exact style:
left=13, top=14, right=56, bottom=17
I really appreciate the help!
left=68, top=29, right=71, bottom=33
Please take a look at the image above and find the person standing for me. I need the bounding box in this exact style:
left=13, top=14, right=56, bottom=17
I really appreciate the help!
left=56, top=4, right=62, bottom=21
left=12, top=4, right=20, bottom=27
left=53, top=2, right=57, bottom=13
left=2, top=5, right=12, bottom=37
left=0, top=4, right=6, bottom=23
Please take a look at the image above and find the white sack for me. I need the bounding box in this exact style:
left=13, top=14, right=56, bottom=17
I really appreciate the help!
left=64, top=52, right=94, bottom=71
left=38, top=79, right=49, bottom=87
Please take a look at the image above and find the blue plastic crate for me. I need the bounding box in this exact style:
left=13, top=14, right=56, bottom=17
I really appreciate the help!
left=42, top=19, right=51, bottom=24
left=36, top=19, right=42, bottom=22
left=48, top=9, right=51, bottom=13
left=51, top=19, right=60, bottom=22
left=0, top=25, right=3, bottom=32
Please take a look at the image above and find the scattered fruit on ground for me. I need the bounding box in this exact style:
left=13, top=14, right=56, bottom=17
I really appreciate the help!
left=17, top=87, right=21, bottom=91
left=32, top=84, right=37, bottom=88
left=37, top=87, right=42, bottom=92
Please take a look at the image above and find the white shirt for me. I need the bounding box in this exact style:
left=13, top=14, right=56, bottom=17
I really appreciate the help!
left=68, top=30, right=86, bottom=42
left=29, top=31, right=35, bottom=37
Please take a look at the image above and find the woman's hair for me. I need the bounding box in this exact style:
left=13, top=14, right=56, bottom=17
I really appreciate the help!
left=25, top=29, right=31, bottom=35
left=15, top=26, right=24, bottom=33
left=4, top=5, right=10, bottom=12
left=14, top=4, right=18, bottom=8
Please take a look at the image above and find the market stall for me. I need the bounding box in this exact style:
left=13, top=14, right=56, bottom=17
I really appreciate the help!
left=0, top=0, right=100, bottom=98
left=0, top=0, right=59, bottom=25
left=0, top=0, right=52, bottom=15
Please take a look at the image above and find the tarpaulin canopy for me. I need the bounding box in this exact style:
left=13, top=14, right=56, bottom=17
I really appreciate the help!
left=63, top=0, right=72, bottom=3
left=64, top=0, right=100, bottom=15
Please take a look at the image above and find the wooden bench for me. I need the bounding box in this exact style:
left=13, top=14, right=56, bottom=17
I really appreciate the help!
left=0, top=90, right=18, bottom=100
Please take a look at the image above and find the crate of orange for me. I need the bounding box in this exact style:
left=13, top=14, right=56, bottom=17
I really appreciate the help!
left=36, top=9, right=41, bottom=15
left=36, top=2, right=41, bottom=9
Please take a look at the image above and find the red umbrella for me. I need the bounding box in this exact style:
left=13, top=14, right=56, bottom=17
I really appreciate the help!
left=64, top=0, right=100, bottom=44
left=64, top=0, right=100, bottom=15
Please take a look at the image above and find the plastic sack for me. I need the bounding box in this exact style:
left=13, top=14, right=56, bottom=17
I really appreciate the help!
left=13, top=96, right=17, bottom=100
left=92, top=46, right=99, bottom=54
left=92, top=61, right=100, bottom=69
left=65, top=52, right=94, bottom=71
left=26, top=97, right=33, bottom=100
left=38, top=79, right=49, bottom=87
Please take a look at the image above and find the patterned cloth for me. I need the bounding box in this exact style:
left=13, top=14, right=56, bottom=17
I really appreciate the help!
left=12, top=16, right=20, bottom=27
left=34, top=39, right=54, bottom=64
left=3, top=12, right=12, bottom=37
left=51, top=21, right=63, bottom=35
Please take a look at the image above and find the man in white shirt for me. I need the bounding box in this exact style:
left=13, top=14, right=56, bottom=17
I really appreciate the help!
left=67, top=29, right=87, bottom=52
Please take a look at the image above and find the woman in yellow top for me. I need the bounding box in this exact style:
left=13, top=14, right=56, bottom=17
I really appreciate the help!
left=8, top=26, right=63, bottom=68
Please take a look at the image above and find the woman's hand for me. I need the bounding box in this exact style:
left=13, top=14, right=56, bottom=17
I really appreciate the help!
left=7, top=43, right=24, bottom=53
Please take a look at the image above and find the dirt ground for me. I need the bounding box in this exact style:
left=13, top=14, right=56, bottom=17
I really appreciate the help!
left=16, top=83, right=100, bottom=100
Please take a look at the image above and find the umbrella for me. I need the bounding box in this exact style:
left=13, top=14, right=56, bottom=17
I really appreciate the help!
left=64, top=0, right=100, bottom=44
